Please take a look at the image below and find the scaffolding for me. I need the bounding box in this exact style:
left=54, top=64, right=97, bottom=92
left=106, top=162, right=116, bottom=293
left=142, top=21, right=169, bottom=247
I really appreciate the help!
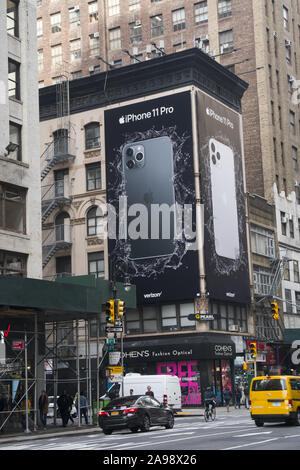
left=0, top=314, right=105, bottom=434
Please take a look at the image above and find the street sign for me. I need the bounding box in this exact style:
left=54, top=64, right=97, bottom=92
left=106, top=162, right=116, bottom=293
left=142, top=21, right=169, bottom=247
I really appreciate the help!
left=12, top=340, right=24, bottom=351
left=105, top=326, right=123, bottom=333
left=108, top=366, right=123, bottom=374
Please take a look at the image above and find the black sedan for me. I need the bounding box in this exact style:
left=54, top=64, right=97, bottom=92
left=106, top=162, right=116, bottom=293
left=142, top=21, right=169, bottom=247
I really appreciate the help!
left=98, top=395, right=174, bottom=435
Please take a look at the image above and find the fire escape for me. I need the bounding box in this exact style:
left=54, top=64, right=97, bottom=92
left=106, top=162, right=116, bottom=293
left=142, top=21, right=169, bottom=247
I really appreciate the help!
left=41, top=74, right=75, bottom=269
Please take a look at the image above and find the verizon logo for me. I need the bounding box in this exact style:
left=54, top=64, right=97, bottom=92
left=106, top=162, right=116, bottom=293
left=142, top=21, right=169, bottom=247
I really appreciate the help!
left=144, top=291, right=162, bottom=299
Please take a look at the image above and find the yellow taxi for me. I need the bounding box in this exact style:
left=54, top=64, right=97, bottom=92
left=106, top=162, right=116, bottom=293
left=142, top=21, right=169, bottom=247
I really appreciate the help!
left=250, top=376, right=300, bottom=427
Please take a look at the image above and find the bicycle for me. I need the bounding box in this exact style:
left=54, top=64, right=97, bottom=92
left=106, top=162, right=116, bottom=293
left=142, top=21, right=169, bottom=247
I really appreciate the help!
left=204, top=402, right=216, bottom=422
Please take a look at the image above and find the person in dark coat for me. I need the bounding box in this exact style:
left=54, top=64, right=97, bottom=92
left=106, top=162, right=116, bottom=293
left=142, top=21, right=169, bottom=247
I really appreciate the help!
left=223, top=386, right=232, bottom=412
left=38, top=390, right=49, bottom=429
left=145, top=386, right=154, bottom=397
left=57, top=391, right=73, bottom=427
left=235, top=385, right=242, bottom=409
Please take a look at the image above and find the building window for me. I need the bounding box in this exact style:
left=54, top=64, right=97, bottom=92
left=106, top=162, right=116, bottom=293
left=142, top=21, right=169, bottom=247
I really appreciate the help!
left=219, top=29, right=234, bottom=53
left=286, top=44, right=291, bottom=64
left=86, top=163, right=101, bottom=191
left=253, top=265, right=272, bottom=296
left=0, top=250, right=27, bottom=276
left=290, top=218, right=295, bottom=238
left=129, top=0, right=140, bottom=11
left=50, top=12, right=61, bottom=33
left=8, top=59, right=20, bottom=100
left=89, top=34, right=100, bottom=56
left=283, top=5, right=289, bottom=30
left=51, top=44, right=62, bottom=69
left=88, top=251, right=104, bottom=278
left=89, top=1, right=98, bottom=22
left=250, top=224, right=275, bottom=258
left=129, top=21, right=142, bottom=43
left=108, top=0, right=120, bottom=16
left=87, top=206, right=103, bottom=236
left=37, top=17, right=43, bottom=37
left=151, top=14, right=163, bottom=37
left=210, top=302, right=247, bottom=333
left=69, top=6, right=80, bottom=26
left=195, top=1, right=208, bottom=24
left=294, top=261, right=300, bottom=283
left=70, top=38, right=81, bottom=62
left=172, top=8, right=185, bottom=32
left=292, top=146, right=298, bottom=170
left=179, top=303, right=194, bottom=328
left=218, top=0, right=232, bottom=18
left=290, top=110, right=296, bottom=134
left=8, top=122, right=21, bottom=161
left=85, top=122, right=100, bottom=150
left=142, top=305, right=157, bottom=333
left=0, top=183, right=26, bottom=234
left=56, top=256, right=71, bottom=278
left=7, top=0, right=19, bottom=37
left=71, top=70, right=82, bottom=80
left=285, top=289, right=293, bottom=313
left=296, top=291, right=300, bottom=313
left=161, top=304, right=178, bottom=331
left=38, top=49, right=43, bottom=73
left=109, top=27, right=121, bottom=50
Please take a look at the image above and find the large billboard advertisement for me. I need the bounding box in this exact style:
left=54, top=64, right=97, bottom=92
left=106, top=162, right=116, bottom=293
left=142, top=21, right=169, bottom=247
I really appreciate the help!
left=196, top=90, right=251, bottom=304
left=105, top=92, right=199, bottom=304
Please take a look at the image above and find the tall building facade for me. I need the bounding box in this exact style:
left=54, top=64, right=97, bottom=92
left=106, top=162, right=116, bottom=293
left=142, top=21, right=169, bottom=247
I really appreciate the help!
left=1, top=0, right=42, bottom=280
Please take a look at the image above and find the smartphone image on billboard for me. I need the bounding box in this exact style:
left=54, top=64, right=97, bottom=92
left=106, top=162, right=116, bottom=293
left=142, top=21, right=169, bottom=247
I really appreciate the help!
left=209, top=138, right=240, bottom=260
left=123, top=136, right=176, bottom=260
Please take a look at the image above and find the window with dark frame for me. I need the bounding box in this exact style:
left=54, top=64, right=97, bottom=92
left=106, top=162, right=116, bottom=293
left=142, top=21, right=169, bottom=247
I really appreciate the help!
left=86, top=163, right=101, bottom=191
left=8, top=122, right=21, bottom=161
left=172, top=8, right=185, bottom=32
left=209, top=302, right=247, bottom=332
left=7, top=0, right=19, bottom=37
left=8, top=59, right=20, bottom=100
left=151, top=14, right=163, bottom=37
left=129, top=21, right=142, bottom=43
left=88, top=251, right=104, bottom=278
left=0, top=183, right=26, bottom=234
left=87, top=206, right=103, bottom=236
left=195, top=2, right=208, bottom=24
left=218, top=0, right=232, bottom=19
left=0, top=249, right=27, bottom=276
left=85, top=123, right=100, bottom=150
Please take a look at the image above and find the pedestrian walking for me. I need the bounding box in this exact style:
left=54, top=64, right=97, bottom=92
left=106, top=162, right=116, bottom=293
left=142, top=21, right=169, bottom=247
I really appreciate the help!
left=244, top=383, right=249, bottom=409
left=130, top=389, right=134, bottom=396
left=57, top=391, right=73, bottom=427
left=145, top=386, right=154, bottom=397
left=234, top=384, right=242, bottom=409
left=75, top=392, right=89, bottom=425
left=223, top=386, right=232, bottom=412
left=38, top=390, right=49, bottom=429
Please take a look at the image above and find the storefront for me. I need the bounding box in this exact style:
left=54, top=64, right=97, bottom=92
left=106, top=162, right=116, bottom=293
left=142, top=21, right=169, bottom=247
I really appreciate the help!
left=123, top=333, right=236, bottom=407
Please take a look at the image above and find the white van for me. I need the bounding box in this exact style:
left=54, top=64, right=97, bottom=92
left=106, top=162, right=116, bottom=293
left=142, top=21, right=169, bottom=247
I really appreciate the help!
left=123, top=374, right=182, bottom=411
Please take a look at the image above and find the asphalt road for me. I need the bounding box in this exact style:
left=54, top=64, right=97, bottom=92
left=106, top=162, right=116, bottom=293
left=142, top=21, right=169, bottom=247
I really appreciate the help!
left=0, top=414, right=300, bottom=451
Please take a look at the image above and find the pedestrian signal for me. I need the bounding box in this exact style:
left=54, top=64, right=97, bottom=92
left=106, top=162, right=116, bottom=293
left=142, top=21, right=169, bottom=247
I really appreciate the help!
left=106, top=300, right=115, bottom=324
left=271, top=301, right=279, bottom=320
left=249, top=342, right=257, bottom=361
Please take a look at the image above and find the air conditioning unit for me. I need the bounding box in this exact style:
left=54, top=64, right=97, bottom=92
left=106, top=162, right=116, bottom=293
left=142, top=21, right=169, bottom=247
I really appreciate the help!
left=285, top=39, right=292, bottom=47
left=273, top=31, right=277, bottom=38
left=281, top=215, right=288, bottom=223
left=146, top=44, right=152, bottom=54
left=89, top=66, right=94, bottom=71
left=74, top=5, right=80, bottom=11
left=159, top=40, right=164, bottom=49
left=132, top=46, right=139, bottom=56
left=135, top=19, right=141, bottom=26
left=221, top=43, right=229, bottom=54
left=94, top=31, right=99, bottom=38
left=229, top=325, right=240, bottom=332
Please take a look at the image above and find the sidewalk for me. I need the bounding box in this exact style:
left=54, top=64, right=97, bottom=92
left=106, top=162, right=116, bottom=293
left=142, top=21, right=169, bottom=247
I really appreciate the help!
left=0, top=407, right=251, bottom=445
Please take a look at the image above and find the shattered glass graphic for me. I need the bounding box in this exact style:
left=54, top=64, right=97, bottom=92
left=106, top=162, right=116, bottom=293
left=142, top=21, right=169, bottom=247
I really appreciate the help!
left=201, top=132, right=248, bottom=276
left=107, top=126, right=196, bottom=281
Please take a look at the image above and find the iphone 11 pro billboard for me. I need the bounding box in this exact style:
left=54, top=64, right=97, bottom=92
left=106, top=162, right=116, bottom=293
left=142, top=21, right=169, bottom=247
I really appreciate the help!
left=105, top=92, right=199, bottom=304
left=196, top=90, right=251, bottom=304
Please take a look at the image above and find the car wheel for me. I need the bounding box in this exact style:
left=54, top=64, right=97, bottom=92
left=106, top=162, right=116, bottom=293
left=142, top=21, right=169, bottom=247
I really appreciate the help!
left=165, top=413, right=174, bottom=429
left=254, top=420, right=264, bottom=427
left=103, top=429, right=113, bottom=435
left=130, top=427, right=139, bottom=433
left=140, top=415, right=150, bottom=432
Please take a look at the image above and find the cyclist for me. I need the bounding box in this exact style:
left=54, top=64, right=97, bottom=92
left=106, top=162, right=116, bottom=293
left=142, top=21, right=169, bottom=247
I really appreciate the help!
left=204, top=386, right=217, bottom=414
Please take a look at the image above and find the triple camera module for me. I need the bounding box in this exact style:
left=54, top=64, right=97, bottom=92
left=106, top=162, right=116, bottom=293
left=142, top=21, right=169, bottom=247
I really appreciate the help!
left=211, top=142, right=221, bottom=165
left=126, top=145, right=145, bottom=169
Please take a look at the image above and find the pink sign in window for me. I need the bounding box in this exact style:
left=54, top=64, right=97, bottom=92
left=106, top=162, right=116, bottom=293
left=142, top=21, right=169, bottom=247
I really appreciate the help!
left=157, top=361, right=201, bottom=406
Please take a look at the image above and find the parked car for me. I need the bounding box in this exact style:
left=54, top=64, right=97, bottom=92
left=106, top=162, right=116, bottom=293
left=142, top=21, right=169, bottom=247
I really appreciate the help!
left=98, top=395, right=174, bottom=435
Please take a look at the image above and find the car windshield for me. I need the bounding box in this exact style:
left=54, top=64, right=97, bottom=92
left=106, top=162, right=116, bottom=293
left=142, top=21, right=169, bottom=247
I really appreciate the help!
left=252, top=378, right=287, bottom=391
left=105, top=396, right=139, bottom=409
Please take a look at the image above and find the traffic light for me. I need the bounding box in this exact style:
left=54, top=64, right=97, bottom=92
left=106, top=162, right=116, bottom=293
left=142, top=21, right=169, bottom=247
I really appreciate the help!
left=249, top=341, right=257, bottom=361
left=106, top=300, right=115, bottom=324
left=243, top=362, right=248, bottom=371
left=116, top=299, right=125, bottom=318
left=271, top=301, right=279, bottom=320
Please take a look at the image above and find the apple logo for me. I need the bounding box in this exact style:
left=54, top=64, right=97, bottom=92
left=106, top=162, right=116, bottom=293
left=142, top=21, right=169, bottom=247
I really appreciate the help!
left=119, top=115, right=125, bottom=125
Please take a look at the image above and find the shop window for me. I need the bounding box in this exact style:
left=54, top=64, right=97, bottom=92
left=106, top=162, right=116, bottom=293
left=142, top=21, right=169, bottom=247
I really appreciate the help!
left=161, top=304, right=178, bottom=331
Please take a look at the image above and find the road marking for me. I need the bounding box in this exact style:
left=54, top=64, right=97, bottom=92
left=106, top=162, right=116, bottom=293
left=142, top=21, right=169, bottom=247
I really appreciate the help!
left=223, top=438, right=279, bottom=450
left=234, top=432, right=272, bottom=437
